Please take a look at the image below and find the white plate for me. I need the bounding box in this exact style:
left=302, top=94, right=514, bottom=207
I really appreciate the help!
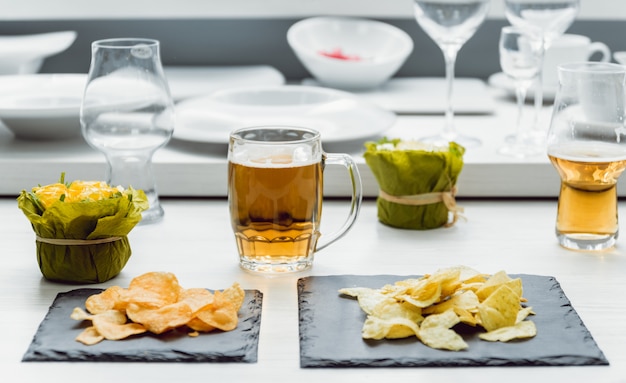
left=0, top=74, right=86, bottom=140
left=303, top=77, right=495, bottom=114
left=164, top=66, right=285, bottom=101
left=173, top=85, right=396, bottom=144
left=0, top=31, right=77, bottom=75
left=487, top=72, right=557, bottom=101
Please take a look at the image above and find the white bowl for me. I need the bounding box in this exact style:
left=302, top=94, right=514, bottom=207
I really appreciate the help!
left=0, top=31, right=77, bottom=75
left=0, top=74, right=86, bottom=140
left=287, top=16, right=413, bottom=90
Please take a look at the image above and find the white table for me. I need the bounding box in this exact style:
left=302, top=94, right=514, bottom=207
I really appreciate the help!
left=2, top=197, right=625, bottom=383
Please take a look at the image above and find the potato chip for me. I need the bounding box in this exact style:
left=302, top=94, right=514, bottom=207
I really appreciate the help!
left=71, top=272, right=244, bottom=344
left=339, top=266, right=537, bottom=351
left=422, top=290, right=479, bottom=315
left=91, top=310, right=146, bottom=340
left=418, top=310, right=468, bottom=351
left=85, top=285, right=124, bottom=314
left=194, top=291, right=239, bottom=332
left=477, top=285, right=520, bottom=332
left=75, top=326, right=105, bottom=346
left=124, top=271, right=183, bottom=309
left=479, top=320, right=537, bottom=342
left=475, top=271, right=523, bottom=302
left=126, top=300, right=193, bottom=334
left=362, top=315, right=420, bottom=340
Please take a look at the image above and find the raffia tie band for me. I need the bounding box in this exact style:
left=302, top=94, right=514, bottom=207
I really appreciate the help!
left=378, top=186, right=465, bottom=227
left=36, top=236, right=123, bottom=246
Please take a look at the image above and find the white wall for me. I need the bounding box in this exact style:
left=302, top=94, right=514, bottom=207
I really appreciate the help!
left=0, top=0, right=624, bottom=21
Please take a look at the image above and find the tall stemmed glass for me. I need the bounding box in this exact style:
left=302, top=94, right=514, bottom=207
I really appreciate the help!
left=504, top=0, right=580, bottom=143
left=413, top=0, right=490, bottom=148
left=498, top=26, right=543, bottom=158
left=80, top=38, right=175, bottom=224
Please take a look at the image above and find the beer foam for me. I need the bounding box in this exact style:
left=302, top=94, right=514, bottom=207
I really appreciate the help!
left=231, top=145, right=320, bottom=167
left=548, top=141, right=626, bottom=162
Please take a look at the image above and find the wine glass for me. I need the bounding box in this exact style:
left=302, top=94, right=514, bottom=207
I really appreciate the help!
left=498, top=26, right=543, bottom=158
left=504, top=0, right=580, bottom=143
left=413, top=0, right=490, bottom=148
left=547, top=62, right=626, bottom=250
left=80, top=38, right=175, bottom=224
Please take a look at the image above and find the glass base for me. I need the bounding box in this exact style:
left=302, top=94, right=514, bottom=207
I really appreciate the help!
left=239, top=258, right=313, bottom=275
left=557, top=232, right=617, bottom=251
left=138, top=204, right=165, bottom=225
left=421, top=132, right=481, bottom=148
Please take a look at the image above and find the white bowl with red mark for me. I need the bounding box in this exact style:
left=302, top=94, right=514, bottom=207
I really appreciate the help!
left=287, top=16, right=414, bottom=90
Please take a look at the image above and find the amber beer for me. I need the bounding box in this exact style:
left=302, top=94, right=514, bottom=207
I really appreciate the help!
left=549, top=142, right=626, bottom=249
left=228, top=158, right=323, bottom=271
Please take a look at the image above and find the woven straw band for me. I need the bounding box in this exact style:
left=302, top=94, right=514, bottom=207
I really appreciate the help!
left=378, top=186, right=465, bottom=227
left=36, top=236, right=124, bottom=246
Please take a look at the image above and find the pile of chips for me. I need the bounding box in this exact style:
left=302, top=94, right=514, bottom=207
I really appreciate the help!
left=71, top=271, right=245, bottom=345
left=339, top=266, right=536, bottom=351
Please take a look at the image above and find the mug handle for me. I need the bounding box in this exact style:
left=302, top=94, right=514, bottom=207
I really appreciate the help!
left=315, top=152, right=363, bottom=252
left=588, top=42, right=611, bottom=62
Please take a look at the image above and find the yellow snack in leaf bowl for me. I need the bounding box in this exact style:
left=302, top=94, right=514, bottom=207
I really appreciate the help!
left=17, top=173, right=149, bottom=283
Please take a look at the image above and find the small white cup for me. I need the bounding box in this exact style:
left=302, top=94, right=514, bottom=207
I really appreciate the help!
left=543, top=34, right=611, bottom=86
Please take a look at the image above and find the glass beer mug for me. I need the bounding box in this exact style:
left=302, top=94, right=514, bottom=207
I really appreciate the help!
left=228, top=126, right=362, bottom=273
left=546, top=62, right=626, bottom=250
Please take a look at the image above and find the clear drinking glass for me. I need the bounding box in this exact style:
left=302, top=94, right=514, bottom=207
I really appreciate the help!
left=80, top=38, right=175, bottom=224
left=413, top=0, right=490, bottom=148
left=498, top=26, right=543, bottom=158
left=547, top=62, right=626, bottom=251
left=504, top=0, right=580, bottom=143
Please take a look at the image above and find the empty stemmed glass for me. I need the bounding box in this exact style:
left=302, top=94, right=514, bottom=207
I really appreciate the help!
left=498, top=26, right=543, bottom=158
left=413, top=0, right=490, bottom=148
left=80, top=38, right=175, bottom=224
left=504, top=0, right=580, bottom=143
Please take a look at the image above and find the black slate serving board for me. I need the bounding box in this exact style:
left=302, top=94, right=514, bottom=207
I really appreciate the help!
left=298, top=274, right=609, bottom=368
left=23, top=288, right=263, bottom=363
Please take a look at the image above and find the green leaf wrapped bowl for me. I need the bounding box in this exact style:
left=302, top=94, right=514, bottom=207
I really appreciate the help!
left=363, top=138, right=465, bottom=230
left=17, top=175, right=148, bottom=283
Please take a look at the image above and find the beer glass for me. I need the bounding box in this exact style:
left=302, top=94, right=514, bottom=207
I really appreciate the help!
left=228, top=126, right=362, bottom=273
left=80, top=38, right=175, bottom=224
left=547, top=62, right=626, bottom=250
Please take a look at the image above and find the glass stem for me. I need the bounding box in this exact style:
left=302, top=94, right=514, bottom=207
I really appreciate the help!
left=105, top=152, right=163, bottom=223
left=514, top=81, right=530, bottom=145
left=442, top=45, right=460, bottom=140
left=531, top=41, right=546, bottom=132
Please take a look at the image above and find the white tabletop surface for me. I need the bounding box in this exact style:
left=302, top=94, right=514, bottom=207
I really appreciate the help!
left=2, top=197, right=626, bottom=383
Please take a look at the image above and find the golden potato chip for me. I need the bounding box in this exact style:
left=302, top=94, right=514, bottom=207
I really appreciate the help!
left=124, top=271, right=183, bottom=309
left=179, top=288, right=215, bottom=314
left=478, top=285, right=520, bottom=332
left=222, top=282, right=245, bottom=310
left=70, top=307, right=93, bottom=321
left=85, top=285, right=124, bottom=314
left=76, top=326, right=104, bottom=346
left=194, top=291, right=239, bottom=332
left=126, top=300, right=193, bottom=334
left=91, top=310, right=146, bottom=340
left=418, top=310, right=468, bottom=351
left=479, top=320, right=537, bottom=342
